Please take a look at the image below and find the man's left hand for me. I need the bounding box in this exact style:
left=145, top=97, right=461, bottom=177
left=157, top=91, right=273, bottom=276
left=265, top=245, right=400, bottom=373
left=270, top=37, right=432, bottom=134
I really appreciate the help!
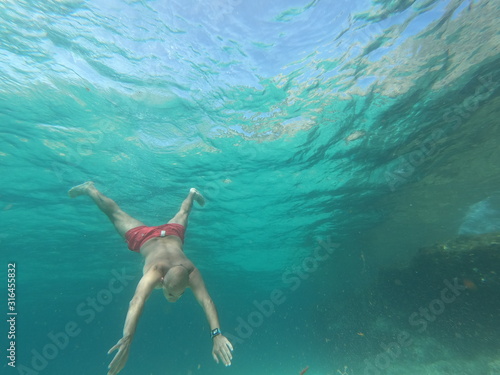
left=212, top=335, right=233, bottom=366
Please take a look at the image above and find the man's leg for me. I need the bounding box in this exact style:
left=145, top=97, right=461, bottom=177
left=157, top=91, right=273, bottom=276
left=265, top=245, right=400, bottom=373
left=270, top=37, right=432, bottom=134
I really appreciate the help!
left=168, top=188, right=205, bottom=228
left=68, top=181, right=145, bottom=237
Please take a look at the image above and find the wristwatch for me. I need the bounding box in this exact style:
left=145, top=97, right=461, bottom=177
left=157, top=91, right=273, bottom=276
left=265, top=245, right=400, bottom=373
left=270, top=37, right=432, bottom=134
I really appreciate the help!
left=210, top=328, right=221, bottom=339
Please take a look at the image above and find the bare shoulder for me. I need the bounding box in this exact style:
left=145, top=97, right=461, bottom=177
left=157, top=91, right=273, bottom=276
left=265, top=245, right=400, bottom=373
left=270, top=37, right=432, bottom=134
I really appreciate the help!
left=189, top=266, right=201, bottom=279
left=142, top=266, right=164, bottom=284
left=188, top=267, right=204, bottom=287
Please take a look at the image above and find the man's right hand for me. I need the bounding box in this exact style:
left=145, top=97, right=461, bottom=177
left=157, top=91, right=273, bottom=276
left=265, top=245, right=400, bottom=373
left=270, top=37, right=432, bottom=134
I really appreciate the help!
left=107, top=335, right=132, bottom=375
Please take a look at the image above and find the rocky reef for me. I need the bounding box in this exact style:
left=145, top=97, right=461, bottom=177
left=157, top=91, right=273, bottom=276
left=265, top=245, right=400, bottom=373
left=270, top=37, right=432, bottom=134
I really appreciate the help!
left=320, top=232, right=500, bottom=363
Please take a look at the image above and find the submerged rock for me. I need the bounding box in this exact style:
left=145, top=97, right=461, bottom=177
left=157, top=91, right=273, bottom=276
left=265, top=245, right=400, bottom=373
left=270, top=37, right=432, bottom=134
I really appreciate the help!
left=375, top=232, right=500, bottom=353
left=320, top=232, right=500, bottom=361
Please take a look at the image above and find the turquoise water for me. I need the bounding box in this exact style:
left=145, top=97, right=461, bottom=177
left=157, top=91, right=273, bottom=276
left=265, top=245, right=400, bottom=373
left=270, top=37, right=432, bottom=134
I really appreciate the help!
left=1, top=0, right=500, bottom=374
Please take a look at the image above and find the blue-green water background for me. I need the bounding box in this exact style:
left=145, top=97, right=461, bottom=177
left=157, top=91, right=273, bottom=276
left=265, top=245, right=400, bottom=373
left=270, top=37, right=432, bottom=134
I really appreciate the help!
left=1, top=0, right=500, bottom=374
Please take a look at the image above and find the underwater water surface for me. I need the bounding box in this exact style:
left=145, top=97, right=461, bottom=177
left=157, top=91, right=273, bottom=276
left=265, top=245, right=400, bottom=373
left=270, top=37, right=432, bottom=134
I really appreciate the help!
left=1, top=0, right=500, bottom=374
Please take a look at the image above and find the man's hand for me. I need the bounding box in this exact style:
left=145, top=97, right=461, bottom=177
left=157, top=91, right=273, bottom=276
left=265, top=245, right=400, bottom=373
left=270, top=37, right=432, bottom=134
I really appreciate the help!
left=107, top=335, right=132, bottom=375
left=212, top=335, right=234, bottom=366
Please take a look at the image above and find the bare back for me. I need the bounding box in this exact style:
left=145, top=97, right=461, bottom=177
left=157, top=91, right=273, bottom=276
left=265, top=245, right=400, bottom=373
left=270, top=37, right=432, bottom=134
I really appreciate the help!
left=140, top=236, right=195, bottom=278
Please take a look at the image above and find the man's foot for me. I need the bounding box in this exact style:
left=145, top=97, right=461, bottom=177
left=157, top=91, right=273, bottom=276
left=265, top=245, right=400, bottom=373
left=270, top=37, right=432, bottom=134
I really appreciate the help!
left=190, top=188, right=205, bottom=207
left=68, top=181, right=94, bottom=198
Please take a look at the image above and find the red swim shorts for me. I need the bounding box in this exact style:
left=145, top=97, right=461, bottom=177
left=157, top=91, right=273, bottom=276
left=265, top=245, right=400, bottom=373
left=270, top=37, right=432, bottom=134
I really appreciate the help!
left=125, top=223, right=186, bottom=252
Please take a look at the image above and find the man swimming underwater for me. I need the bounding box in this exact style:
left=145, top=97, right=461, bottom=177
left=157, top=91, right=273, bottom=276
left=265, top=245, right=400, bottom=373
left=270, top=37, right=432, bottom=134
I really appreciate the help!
left=68, top=182, right=233, bottom=375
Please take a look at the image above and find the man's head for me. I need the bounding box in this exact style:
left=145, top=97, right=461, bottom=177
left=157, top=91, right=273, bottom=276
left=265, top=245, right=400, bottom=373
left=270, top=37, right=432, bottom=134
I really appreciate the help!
left=162, top=265, right=189, bottom=302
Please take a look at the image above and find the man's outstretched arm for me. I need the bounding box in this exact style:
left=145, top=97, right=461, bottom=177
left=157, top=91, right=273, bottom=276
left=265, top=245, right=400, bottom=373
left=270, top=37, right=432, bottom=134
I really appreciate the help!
left=189, top=268, right=234, bottom=366
left=107, top=269, right=160, bottom=375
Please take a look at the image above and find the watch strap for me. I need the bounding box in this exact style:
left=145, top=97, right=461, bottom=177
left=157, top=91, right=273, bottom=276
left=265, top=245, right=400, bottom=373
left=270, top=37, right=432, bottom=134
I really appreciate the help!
left=210, top=328, right=221, bottom=339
